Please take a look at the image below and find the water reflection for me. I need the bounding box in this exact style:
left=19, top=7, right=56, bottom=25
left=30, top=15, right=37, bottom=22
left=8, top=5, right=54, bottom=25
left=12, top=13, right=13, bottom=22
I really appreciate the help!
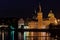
left=18, top=32, right=22, bottom=40
left=18, top=32, right=51, bottom=40
left=10, top=31, right=15, bottom=40
left=0, top=30, right=58, bottom=40
left=0, top=31, right=1, bottom=40
left=0, top=31, right=9, bottom=40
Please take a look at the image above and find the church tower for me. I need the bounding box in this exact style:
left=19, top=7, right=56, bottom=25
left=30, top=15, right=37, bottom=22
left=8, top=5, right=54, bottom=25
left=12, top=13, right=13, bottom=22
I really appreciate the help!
left=37, top=3, right=43, bottom=29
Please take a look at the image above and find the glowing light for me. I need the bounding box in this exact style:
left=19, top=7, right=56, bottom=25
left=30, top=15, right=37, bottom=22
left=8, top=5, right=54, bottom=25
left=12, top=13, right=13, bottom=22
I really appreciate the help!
left=24, top=26, right=29, bottom=29
left=11, top=31, right=15, bottom=40
left=24, top=26, right=29, bottom=40
left=2, top=32, right=4, bottom=40
left=10, top=25, right=15, bottom=29
left=57, top=19, right=60, bottom=22
left=54, top=20, right=58, bottom=25
left=10, top=25, right=15, bottom=40
left=18, top=18, right=24, bottom=28
left=24, top=32, right=27, bottom=40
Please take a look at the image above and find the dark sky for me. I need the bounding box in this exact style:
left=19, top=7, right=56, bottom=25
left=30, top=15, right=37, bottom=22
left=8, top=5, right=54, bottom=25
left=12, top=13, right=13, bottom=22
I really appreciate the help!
left=0, top=0, right=60, bottom=18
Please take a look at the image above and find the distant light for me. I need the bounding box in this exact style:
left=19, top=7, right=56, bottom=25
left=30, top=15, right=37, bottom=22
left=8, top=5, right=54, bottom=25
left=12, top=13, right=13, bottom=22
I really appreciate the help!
left=57, top=19, right=60, bottom=22
left=10, top=25, right=15, bottom=29
left=54, top=20, right=58, bottom=25
left=0, top=25, right=8, bottom=28
left=11, top=31, right=15, bottom=40
left=24, top=26, right=29, bottom=29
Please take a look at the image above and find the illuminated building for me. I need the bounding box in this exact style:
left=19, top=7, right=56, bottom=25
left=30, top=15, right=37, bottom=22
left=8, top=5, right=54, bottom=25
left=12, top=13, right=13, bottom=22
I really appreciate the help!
left=0, top=23, right=8, bottom=40
left=48, top=10, right=57, bottom=25
left=28, top=21, right=37, bottom=29
left=0, top=24, right=8, bottom=40
left=37, top=4, right=47, bottom=40
left=37, top=4, right=43, bottom=29
left=17, top=3, right=59, bottom=40
left=26, top=4, right=48, bottom=40
left=18, top=18, right=24, bottom=28
left=18, top=18, right=25, bottom=40
left=26, top=3, right=56, bottom=40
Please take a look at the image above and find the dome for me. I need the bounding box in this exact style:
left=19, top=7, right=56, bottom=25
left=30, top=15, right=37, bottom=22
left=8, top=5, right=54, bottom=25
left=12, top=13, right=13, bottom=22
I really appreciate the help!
left=48, top=10, right=55, bottom=17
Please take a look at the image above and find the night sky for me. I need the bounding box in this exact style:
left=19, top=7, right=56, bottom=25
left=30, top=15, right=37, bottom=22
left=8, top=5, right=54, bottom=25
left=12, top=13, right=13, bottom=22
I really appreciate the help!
left=0, top=0, right=60, bottom=18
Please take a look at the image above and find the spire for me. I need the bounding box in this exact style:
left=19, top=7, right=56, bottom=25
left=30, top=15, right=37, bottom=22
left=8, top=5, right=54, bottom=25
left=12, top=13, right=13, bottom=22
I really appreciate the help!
left=35, top=10, right=36, bottom=14
left=32, top=10, right=37, bottom=19
left=50, top=10, right=53, bottom=13
left=39, top=3, right=41, bottom=12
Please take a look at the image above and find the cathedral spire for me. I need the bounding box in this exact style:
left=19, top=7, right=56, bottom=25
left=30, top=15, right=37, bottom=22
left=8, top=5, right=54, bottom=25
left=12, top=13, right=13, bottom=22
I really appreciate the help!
left=39, top=3, right=41, bottom=12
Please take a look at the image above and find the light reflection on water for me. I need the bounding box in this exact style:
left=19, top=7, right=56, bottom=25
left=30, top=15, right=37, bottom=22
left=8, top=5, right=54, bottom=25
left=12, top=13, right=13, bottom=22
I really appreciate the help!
left=0, top=31, right=58, bottom=40
left=10, top=25, right=15, bottom=40
left=11, top=31, right=15, bottom=40
left=18, top=32, right=51, bottom=40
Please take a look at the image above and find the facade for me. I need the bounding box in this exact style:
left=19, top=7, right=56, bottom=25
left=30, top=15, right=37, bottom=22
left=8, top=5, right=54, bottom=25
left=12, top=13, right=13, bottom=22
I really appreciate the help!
left=18, top=18, right=24, bottom=28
